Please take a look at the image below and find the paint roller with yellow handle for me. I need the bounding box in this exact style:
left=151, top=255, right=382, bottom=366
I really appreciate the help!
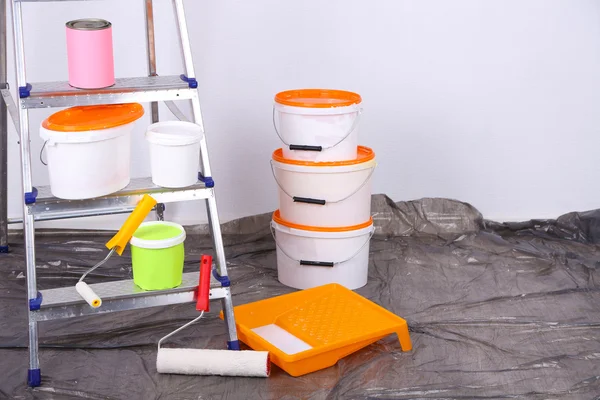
left=76, top=195, right=158, bottom=308
left=105, top=194, right=158, bottom=255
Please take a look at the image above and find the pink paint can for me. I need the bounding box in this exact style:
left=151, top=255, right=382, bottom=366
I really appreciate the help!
left=66, top=19, right=115, bottom=89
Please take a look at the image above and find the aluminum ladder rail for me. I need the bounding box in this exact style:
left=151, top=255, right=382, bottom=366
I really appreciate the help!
left=0, top=0, right=8, bottom=254
left=2, top=0, right=239, bottom=388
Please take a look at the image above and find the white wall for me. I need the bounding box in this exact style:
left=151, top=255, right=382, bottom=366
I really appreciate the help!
left=5, top=0, right=600, bottom=230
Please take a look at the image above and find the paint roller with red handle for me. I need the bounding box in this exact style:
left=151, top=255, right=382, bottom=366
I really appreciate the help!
left=196, top=255, right=212, bottom=312
left=156, top=253, right=271, bottom=377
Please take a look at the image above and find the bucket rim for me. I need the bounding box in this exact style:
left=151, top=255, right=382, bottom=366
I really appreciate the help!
left=272, top=210, right=373, bottom=233
left=272, top=146, right=374, bottom=167
left=130, top=221, right=186, bottom=249
left=274, top=89, right=361, bottom=108
left=146, top=121, right=204, bottom=146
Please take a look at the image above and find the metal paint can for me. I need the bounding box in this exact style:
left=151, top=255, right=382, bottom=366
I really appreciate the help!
left=66, top=18, right=115, bottom=89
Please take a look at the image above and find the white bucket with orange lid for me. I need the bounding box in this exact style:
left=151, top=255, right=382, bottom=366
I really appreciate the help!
left=273, top=89, right=362, bottom=162
left=271, top=210, right=374, bottom=290
left=40, top=103, right=144, bottom=199
left=271, top=146, right=376, bottom=227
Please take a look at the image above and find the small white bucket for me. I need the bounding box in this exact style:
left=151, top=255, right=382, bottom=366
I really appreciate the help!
left=271, top=210, right=374, bottom=290
left=271, top=146, right=376, bottom=227
left=40, top=104, right=144, bottom=200
left=273, top=89, right=362, bottom=162
left=146, top=121, right=204, bottom=188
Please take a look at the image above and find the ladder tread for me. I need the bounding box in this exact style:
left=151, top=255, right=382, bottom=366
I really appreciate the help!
left=23, top=177, right=212, bottom=222
left=20, top=75, right=195, bottom=109
left=35, top=271, right=228, bottom=321
left=14, top=0, right=102, bottom=2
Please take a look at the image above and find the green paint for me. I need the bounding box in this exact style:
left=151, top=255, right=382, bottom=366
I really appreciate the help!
left=133, top=224, right=182, bottom=241
left=131, top=223, right=185, bottom=291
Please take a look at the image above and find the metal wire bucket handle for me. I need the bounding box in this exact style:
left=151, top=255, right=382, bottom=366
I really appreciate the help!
left=40, top=140, right=48, bottom=166
left=270, top=160, right=376, bottom=205
left=270, top=222, right=375, bottom=267
left=272, top=107, right=363, bottom=152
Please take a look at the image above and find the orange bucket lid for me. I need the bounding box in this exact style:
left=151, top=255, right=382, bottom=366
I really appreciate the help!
left=42, top=103, right=145, bottom=132
left=273, top=210, right=373, bottom=233
left=275, top=89, right=361, bottom=108
left=272, top=146, right=375, bottom=167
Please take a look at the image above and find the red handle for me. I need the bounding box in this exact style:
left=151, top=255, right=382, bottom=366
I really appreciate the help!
left=196, top=255, right=212, bottom=312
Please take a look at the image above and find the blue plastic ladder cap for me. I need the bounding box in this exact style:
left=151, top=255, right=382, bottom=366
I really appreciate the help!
left=19, top=83, right=32, bottom=99
left=212, top=268, right=230, bottom=287
left=180, top=74, right=198, bottom=89
left=27, top=368, right=41, bottom=387
left=227, top=340, right=240, bottom=351
left=25, top=187, right=38, bottom=205
left=29, top=292, right=43, bottom=311
left=198, top=172, right=215, bottom=188
left=0, top=246, right=8, bottom=254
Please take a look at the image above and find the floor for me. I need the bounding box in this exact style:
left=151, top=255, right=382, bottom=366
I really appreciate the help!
left=1, top=194, right=600, bottom=399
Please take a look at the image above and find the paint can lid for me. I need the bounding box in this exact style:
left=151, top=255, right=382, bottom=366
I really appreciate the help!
left=275, top=89, right=362, bottom=108
left=42, top=103, right=144, bottom=132
left=66, top=18, right=112, bottom=31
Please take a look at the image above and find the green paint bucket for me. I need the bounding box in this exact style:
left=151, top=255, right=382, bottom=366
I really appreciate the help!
left=130, top=221, right=186, bottom=291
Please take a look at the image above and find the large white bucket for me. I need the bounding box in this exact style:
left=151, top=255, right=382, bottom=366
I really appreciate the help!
left=271, top=210, right=374, bottom=290
left=145, top=121, right=204, bottom=188
left=39, top=104, right=144, bottom=199
left=271, top=146, right=376, bottom=227
left=273, top=89, right=362, bottom=162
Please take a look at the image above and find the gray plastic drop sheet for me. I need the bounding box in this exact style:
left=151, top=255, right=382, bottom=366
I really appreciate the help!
left=1, top=194, right=600, bottom=399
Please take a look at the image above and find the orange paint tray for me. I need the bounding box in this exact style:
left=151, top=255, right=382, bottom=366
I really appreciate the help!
left=221, top=283, right=412, bottom=376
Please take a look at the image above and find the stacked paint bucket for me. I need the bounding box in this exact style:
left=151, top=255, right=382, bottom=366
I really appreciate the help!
left=271, top=89, right=376, bottom=290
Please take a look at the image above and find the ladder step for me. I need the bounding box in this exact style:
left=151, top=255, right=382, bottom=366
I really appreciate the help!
left=21, top=177, right=212, bottom=222
left=20, top=75, right=196, bottom=109
left=35, top=271, right=229, bottom=321
left=13, top=0, right=93, bottom=2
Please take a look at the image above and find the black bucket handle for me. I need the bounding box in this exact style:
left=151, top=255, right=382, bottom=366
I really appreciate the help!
left=270, top=222, right=374, bottom=267
left=273, top=107, right=362, bottom=152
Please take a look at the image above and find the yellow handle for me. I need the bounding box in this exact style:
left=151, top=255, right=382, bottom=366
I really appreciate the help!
left=106, top=194, right=158, bottom=255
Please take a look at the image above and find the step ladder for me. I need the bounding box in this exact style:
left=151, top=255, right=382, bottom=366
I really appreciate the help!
left=0, top=0, right=239, bottom=388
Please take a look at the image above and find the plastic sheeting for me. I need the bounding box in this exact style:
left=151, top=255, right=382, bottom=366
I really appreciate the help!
left=1, top=194, right=600, bottom=399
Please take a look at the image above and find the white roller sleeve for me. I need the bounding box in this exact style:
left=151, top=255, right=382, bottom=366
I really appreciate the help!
left=157, top=349, right=270, bottom=377
left=75, top=282, right=102, bottom=308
